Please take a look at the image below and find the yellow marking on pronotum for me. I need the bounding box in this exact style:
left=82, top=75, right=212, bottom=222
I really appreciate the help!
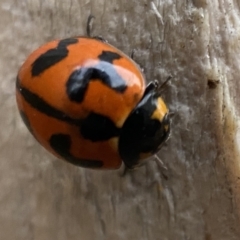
left=151, top=97, right=168, bottom=122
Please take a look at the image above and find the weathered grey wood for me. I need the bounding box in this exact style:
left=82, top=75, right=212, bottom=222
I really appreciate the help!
left=1, top=0, right=240, bottom=239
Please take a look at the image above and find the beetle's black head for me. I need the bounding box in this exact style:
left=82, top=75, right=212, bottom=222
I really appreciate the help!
left=119, top=81, right=170, bottom=169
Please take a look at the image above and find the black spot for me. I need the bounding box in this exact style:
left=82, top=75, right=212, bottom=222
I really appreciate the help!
left=98, top=51, right=121, bottom=63
left=19, top=110, right=34, bottom=135
left=17, top=77, right=120, bottom=142
left=49, top=134, right=103, bottom=168
left=31, top=38, right=78, bottom=76
left=66, top=61, right=127, bottom=103
left=80, top=112, right=120, bottom=141
left=17, top=85, right=80, bottom=125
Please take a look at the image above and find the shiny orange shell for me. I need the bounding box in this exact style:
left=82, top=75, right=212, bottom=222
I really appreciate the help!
left=16, top=37, right=146, bottom=169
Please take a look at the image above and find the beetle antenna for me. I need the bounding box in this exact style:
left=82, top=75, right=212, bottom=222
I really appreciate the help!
left=158, top=76, right=172, bottom=92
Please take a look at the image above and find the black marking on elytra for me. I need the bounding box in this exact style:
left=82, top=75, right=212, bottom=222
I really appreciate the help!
left=66, top=61, right=127, bottom=103
left=119, top=86, right=170, bottom=169
left=98, top=51, right=121, bottom=63
left=49, top=134, right=103, bottom=168
left=80, top=112, right=120, bottom=141
left=17, top=77, right=120, bottom=142
left=17, top=84, right=81, bottom=126
left=31, top=38, right=78, bottom=76
left=19, top=110, right=34, bottom=135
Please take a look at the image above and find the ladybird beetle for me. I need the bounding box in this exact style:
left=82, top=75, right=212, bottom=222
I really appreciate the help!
left=16, top=22, right=170, bottom=170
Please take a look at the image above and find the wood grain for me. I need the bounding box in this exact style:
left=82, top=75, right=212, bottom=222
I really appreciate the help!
left=1, top=0, right=240, bottom=239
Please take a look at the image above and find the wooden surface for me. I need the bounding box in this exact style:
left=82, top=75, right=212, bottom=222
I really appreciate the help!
left=1, top=0, right=240, bottom=239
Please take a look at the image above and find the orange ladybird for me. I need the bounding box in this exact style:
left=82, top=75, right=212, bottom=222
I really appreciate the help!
left=16, top=36, right=170, bottom=169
